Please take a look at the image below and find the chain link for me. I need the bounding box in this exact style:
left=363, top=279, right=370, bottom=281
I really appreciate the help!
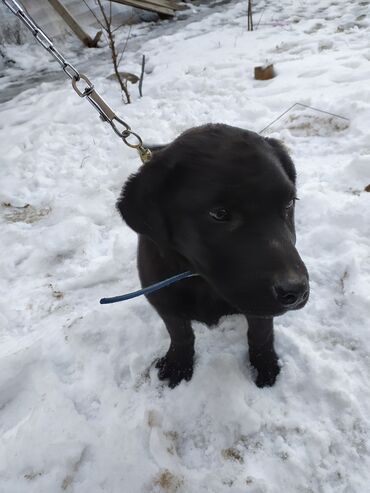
left=1, top=0, right=152, bottom=163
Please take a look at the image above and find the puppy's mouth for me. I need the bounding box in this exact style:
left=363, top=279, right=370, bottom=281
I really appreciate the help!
left=239, top=306, right=288, bottom=318
left=239, top=292, right=309, bottom=318
left=249, top=311, right=285, bottom=319
left=229, top=290, right=309, bottom=318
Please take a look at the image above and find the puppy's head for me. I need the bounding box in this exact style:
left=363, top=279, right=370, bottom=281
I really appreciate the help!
left=117, top=124, right=309, bottom=317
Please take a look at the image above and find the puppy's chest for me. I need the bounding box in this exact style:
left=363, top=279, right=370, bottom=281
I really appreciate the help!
left=182, top=282, right=238, bottom=325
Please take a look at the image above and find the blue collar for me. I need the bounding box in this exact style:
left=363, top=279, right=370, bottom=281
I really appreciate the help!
left=100, top=271, right=198, bottom=304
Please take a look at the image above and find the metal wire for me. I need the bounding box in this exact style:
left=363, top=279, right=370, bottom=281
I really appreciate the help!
left=260, top=103, right=350, bottom=134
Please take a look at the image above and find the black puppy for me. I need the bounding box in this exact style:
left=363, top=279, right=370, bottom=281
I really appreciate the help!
left=117, top=124, right=309, bottom=388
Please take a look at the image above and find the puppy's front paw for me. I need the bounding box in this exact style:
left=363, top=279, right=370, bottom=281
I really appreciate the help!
left=255, top=363, right=280, bottom=388
left=251, top=351, right=280, bottom=388
left=155, top=353, right=193, bottom=388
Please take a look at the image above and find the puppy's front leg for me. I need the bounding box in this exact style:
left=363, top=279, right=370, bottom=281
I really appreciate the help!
left=156, top=316, right=195, bottom=388
left=247, top=317, right=280, bottom=388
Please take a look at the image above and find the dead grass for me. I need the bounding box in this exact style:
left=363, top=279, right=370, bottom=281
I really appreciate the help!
left=153, top=469, right=183, bottom=492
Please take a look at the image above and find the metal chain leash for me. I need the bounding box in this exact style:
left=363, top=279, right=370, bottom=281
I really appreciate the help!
left=1, top=0, right=152, bottom=163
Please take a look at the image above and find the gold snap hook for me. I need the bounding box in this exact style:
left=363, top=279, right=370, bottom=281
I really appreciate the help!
left=138, top=146, right=152, bottom=164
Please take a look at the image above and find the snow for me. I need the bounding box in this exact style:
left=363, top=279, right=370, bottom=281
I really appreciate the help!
left=1, top=0, right=370, bottom=491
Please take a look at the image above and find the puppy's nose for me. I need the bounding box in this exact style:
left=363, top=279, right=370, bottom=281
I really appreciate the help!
left=273, top=279, right=309, bottom=308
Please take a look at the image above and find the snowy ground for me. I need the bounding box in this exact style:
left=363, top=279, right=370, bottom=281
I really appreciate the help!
left=1, top=0, right=370, bottom=492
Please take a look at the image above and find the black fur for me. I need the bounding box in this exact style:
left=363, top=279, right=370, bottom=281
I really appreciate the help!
left=117, top=124, right=309, bottom=388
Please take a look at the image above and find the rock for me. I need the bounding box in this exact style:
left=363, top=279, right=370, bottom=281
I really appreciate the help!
left=107, top=72, right=139, bottom=84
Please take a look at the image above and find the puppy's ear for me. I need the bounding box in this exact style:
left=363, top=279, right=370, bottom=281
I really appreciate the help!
left=116, top=159, right=170, bottom=246
left=266, top=138, right=296, bottom=184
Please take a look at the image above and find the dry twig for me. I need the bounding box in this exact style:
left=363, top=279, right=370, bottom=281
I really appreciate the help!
left=82, top=0, right=131, bottom=103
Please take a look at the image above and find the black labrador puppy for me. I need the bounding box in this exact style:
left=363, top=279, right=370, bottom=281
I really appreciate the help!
left=117, top=124, right=309, bottom=388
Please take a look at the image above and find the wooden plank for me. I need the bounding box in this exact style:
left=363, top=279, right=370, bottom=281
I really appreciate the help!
left=148, top=0, right=185, bottom=11
left=46, top=0, right=100, bottom=47
left=111, top=0, right=179, bottom=16
left=112, top=0, right=174, bottom=15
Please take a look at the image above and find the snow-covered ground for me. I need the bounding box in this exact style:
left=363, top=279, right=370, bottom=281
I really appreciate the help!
left=1, top=0, right=370, bottom=491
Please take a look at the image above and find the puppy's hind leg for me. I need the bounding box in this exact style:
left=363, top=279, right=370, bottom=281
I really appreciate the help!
left=155, top=316, right=195, bottom=388
left=247, top=317, right=280, bottom=388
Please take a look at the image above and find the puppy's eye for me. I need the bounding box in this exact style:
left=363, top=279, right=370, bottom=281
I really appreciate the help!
left=209, top=208, right=231, bottom=222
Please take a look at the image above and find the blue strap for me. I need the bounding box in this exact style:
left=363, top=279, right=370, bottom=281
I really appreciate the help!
left=100, top=271, right=198, bottom=304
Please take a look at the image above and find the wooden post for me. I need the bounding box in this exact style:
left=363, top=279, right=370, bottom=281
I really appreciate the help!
left=247, top=0, right=253, bottom=31
left=254, top=64, right=276, bottom=80
left=46, top=0, right=100, bottom=47
left=138, top=55, right=145, bottom=97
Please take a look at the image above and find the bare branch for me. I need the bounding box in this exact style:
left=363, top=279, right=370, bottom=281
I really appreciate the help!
left=99, top=0, right=131, bottom=103
left=112, top=21, right=127, bottom=33
left=117, top=25, right=132, bottom=68
left=82, top=0, right=131, bottom=103
left=96, top=0, right=110, bottom=30
left=81, top=0, right=105, bottom=30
